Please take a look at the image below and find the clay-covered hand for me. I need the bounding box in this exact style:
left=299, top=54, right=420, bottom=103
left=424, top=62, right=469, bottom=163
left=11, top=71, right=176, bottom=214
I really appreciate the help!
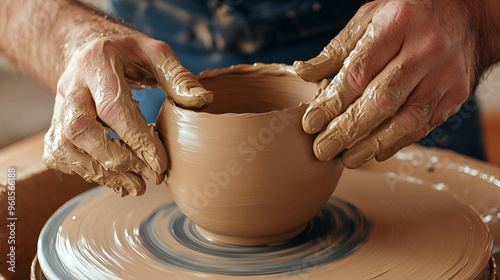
left=43, top=33, right=213, bottom=196
left=294, top=0, right=499, bottom=168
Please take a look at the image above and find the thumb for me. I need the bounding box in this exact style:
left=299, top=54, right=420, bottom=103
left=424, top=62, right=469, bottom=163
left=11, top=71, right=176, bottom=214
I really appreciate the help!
left=152, top=56, right=214, bottom=109
left=293, top=3, right=376, bottom=82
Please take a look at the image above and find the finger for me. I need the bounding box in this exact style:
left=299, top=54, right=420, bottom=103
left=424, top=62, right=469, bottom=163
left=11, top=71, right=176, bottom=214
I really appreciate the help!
left=142, top=42, right=213, bottom=109
left=311, top=11, right=456, bottom=162
left=315, top=79, right=330, bottom=99
left=312, top=57, right=430, bottom=161
left=155, top=58, right=214, bottom=108
left=43, top=122, right=146, bottom=197
left=293, top=2, right=379, bottom=82
left=345, top=62, right=467, bottom=166
left=123, top=60, right=158, bottom=90
left=83, top=53, right=169, bottom=177
left=374, top=126, right=427, bottom=163
left=341, top=85, right=442, bottom=168
left=302, top=17, right=406, bottom=134
left=375, top=85, right=468, bottom=162
left=61, top=86, right=164, bottom=184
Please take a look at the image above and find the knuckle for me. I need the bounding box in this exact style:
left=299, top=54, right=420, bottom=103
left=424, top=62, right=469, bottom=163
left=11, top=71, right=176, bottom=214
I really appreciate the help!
left=419, top=30, right=451, bottom=59
left=445, top=86, right=469, bottom=106
left=57, top=66, right=84, bottom=98
left=346, top=62, right=373, bottom=95
left=398, top=102, right=431, bottom=131
left=325, top=37, right=343, bottom=57
left=449, top=58, right=467, bottom=79
left=63, top=114, right=89, bottom=142
left=384, top=1, right=416, bottom=28
left=77, top=44, right=99, bottom=70
left=149, top=40, right=175, bottom=57
left=76, top=39, right=116, bottom=69
left=429, top=112, right=450, bottom=128
left=455, top=87, right=470, bottom=103
left=95, top=96, right=121, bottom=123
left=357, top=1, right=378, bottom=17
left=432, top=97, right=462, bottom=127
left=398, top=90, right=440, bottom=131
left=56, top=75, right=72, bottom=97
left=369, top=88, right=401, bottom=115
left=414, top=123, right=433, bottom=139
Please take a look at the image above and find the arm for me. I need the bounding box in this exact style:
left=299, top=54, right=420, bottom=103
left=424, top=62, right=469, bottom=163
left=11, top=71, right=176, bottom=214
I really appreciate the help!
left=0, top=0, right=112, bottom=91
left=294, top=0, right=500, bottom=167
left=0, top=0, right=213, bottom=196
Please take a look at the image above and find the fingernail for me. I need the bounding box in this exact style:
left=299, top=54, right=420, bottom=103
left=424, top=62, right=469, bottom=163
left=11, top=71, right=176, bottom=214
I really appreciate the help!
left=123, top=181, right=146, bottom=197
left=314, top=139, right=342, bottom=161
left=142, top=150, right=166, bottom=174
left=375, top=150, right=395, bottom=162
left=344, top=144, right=374, bottom=168
left=113, top=185, right=127, bottom=197
left=141, top=167, right=159, bottom=183
left=293, top=60, right=303, bottom=68
left=303, top=108, right=329, bottom=134
left=308, top=54, right=330, bottom=66
left=145, top=170, right=165, bottom=185
left=294, top=56, right=330, bottom=82
left=190, top=86, right=213, bottom=99
left=293, top=60, right=307, bottom=74
left=294, top=55, right=328, bottom=72
left=155, top=172, right=166, bottom=184
left=126, top=185, right=138, bottom=196
left=183, top=87, right=214, bottom=109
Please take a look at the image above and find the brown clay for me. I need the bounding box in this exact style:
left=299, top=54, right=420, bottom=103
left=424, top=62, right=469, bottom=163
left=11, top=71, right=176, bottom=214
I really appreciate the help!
left=42, top=38, right=215, bottom=197
left=156, top=63, right=344, bottom=246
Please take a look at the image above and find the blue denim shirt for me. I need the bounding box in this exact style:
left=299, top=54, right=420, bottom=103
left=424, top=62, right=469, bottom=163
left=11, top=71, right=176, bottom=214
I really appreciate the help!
left=110, top=0, right=363, bottom=72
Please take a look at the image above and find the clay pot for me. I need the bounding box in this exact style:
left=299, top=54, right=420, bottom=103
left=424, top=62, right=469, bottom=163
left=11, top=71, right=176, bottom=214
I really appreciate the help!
left=156, top=64, right=343, bottom=246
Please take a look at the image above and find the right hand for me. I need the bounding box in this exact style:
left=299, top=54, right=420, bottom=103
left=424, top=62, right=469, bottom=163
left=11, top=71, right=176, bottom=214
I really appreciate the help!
left=43, top=32, right=213, bottom=196
left=294, top=0, right=499, bottom=168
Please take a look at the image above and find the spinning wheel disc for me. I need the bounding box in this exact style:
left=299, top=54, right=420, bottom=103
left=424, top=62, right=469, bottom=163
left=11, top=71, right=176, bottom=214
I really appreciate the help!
left=37, top=170, right=494, bottom=279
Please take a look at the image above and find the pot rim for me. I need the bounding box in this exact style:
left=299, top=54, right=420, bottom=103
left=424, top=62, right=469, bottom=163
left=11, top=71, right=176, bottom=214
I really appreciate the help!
left=167, top=63, right=318, bottom=118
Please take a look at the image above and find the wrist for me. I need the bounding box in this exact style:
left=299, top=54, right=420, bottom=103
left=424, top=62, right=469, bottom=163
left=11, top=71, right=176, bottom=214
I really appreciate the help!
left=54, top=2, right=135, bottom=72
left=482, top=0, right=500, bottom=64
left=449, top=0, right=500, bottom=91
left=0, top=0, right=136, bottom=92
left=472, top=0, right=500, bottom=73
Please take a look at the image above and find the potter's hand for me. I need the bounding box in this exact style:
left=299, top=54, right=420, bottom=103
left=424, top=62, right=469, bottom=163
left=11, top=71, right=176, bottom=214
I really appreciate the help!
left=294, top=0, right=500, bottom=168
left=43, top=33, right=213, bottom=196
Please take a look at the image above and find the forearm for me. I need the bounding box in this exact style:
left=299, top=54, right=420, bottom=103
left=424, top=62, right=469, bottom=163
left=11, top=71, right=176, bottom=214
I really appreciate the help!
left=0, top=0, right=128, bottom=92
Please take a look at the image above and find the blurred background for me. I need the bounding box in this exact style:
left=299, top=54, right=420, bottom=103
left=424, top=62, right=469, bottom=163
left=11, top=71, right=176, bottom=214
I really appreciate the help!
left=1, top=0, right=499, bottom=167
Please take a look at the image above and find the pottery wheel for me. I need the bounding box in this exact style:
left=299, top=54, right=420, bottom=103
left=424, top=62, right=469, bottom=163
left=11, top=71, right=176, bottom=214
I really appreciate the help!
left=37, top=169, right=494, bottom=279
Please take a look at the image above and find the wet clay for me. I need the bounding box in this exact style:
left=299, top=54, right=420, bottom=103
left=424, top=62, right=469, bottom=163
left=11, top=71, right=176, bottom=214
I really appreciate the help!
left=0, top=132, right=96, bottom=280
left=42, top=36, right=214, bottom=197
left=293, top=7, right=375, bottom=83
left=156, top=64, right=344, bottom=246
left=36, top=168, right=494, bottom=280
left=295, top=11, right=437, bottom=166
left=362, top=145, right=500, bottom=257
left=296, top=21, right=416, bottom=164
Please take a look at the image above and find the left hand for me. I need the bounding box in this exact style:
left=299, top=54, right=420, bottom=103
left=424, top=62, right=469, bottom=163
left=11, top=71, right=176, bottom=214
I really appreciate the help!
left=294, top=0, right=491, bottom=168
